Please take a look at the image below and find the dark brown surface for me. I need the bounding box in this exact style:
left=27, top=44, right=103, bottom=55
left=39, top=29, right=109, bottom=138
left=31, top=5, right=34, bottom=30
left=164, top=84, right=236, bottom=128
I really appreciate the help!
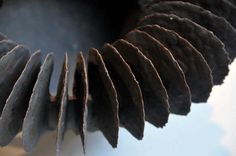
left=188, top=0, right=236, bottom=29
left=101, top=43, right=145, bottom=140
left=0, top=51, right=41, bottom=147
left=56, top=54, right=69, bottom=156
left=139, top=13, right=230, bottom=85
left=113, top=39, right=169, bottom=127
left=72, top=52, right=88, bottom=152
left=138, top=25, right=213, bottom=102
left=125, top=30, right=191, bottom=115
left=0, top=45, right=30, bottom=115
left=150, top=0, right=236, bottom=29
left=88, top=48, right=119, bottom=148
left=144, top=1, right=236, bottom=60
left=22, top=53, right=54, bottom=152
left=0, top=0, right=232, bottom=154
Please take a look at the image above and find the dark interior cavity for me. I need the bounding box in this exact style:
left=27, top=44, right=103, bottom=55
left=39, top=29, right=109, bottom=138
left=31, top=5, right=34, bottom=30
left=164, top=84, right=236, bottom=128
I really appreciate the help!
left=0, top=0, right=140, bottom=53
left=0, top=0, right=140, bottom=94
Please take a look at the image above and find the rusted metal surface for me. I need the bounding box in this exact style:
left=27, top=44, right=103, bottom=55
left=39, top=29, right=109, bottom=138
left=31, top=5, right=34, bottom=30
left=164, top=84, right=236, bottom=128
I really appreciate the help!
left=0, top=0, right=234, bottom=155
left=138, top=25, right=213, bottom=102
left=143, top=1, right=236, bottom=60
left=139, top=13, right=230, bottom=84
left=125, top=30, right=191, bottom=115
left=101, top=43, right=145, bottom=139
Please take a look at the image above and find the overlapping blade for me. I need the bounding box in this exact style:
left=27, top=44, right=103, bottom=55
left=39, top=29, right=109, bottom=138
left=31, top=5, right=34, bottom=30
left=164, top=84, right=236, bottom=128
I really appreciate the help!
left=101, top=43, right=145, bottom=139
left=125, top=30, right=191, bottom=115
left=149, top=0, right=236, bottom=28
left=56, top=54, right=69, bottom=156
left=113, top=39, right=169, bottom=127
left=0, top=0, right=233, bottom=153
left=22, top=53, right=54, bottom=152
left=138, top=25, right=213, bottom=102
left=0, top=45, right=30, bottom=115
left=0, top=51, right=41, bottom=146
left=139, top=13, right=230, bottom=84
left=72, top=52, right=88, bottom=152
left=87, top=48, right=119, bottom=148
left=187, top=0, right=236, bottom=29
left=144, top=1, right=236, bottom=60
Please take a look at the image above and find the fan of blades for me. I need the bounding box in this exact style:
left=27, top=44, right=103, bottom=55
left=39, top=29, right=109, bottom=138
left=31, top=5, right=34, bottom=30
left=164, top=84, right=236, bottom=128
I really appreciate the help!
left=0, top=0, right=235, bottom=155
